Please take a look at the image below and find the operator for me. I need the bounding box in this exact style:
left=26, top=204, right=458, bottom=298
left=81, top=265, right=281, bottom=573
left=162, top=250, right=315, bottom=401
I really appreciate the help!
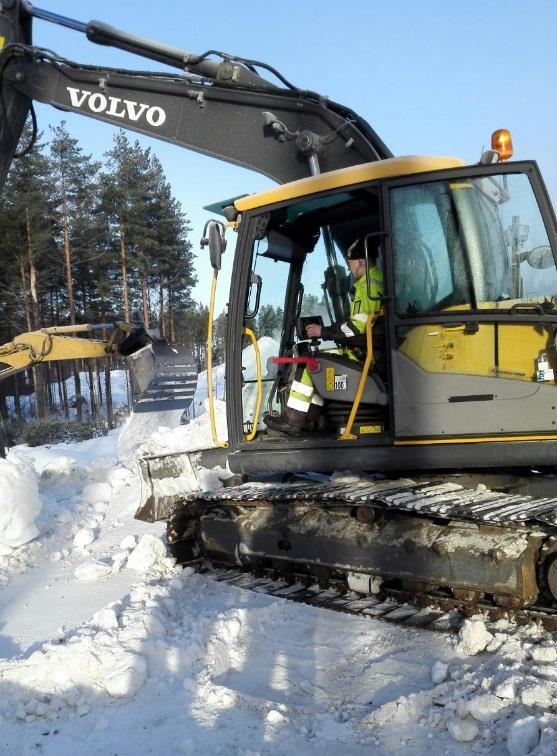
left=264, top=237, right=384, bottom=436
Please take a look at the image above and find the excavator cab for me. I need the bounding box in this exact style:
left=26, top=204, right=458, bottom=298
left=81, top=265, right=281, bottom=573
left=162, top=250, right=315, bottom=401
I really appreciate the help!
left=220, top=156, right=557, bottom=478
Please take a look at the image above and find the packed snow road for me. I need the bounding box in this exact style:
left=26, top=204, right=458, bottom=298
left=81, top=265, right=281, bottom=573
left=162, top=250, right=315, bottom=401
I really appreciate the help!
left=1, top=410, right=557, bottom=754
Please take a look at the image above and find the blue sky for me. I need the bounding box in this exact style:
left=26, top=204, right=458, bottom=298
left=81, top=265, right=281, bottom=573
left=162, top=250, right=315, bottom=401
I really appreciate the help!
left=32, top=0, right=557, bottom=311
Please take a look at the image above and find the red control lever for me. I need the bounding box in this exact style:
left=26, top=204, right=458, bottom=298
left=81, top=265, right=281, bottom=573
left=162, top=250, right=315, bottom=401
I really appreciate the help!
left=272, top=356, right=320, bottom=372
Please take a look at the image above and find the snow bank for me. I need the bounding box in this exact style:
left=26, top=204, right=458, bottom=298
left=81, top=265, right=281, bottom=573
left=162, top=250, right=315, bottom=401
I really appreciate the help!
left=0, top=454, right=41, bottom=552
left=0, top=614, right=148, bottom=718
left=37, top=454, right=86, bottom=489
left=364, top=615, right=557, bottom=753
left=27, top=430, right=119, bottom=471
left=0, top=568, right=196, bottom=726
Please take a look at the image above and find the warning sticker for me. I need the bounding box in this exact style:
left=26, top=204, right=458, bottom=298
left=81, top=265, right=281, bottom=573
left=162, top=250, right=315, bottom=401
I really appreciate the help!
left=334, top=374, right=348, bottom=391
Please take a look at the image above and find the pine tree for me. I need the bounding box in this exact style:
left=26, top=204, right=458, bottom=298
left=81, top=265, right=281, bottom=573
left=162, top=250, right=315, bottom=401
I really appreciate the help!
left=175, top=303, right=209, bottom=371
left=100, top=132, right=155, bottom=322
left=49, top=121, right=101, bottom=420
left=146, top=155, right=196, bottom=339
left=0, top=124, right=56, bottom=418
left=256, top=305, right=284, bottom=337
left=100, top=131, right=196, bottom=334
left=212, top=312, right=227, bottom=365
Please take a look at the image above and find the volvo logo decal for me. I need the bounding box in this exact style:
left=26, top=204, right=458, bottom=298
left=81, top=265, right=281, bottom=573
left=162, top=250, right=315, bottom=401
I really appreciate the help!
left=66, top=87, right=167, bottom=127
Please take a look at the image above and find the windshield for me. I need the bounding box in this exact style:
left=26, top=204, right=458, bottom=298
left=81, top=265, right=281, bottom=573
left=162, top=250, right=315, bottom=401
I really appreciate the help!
left=391, top=172, right=557, bottom=316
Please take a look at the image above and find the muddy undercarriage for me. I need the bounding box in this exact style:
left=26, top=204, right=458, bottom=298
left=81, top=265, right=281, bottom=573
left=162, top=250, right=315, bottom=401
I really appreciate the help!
left=164, top=477, right=557, bottom=628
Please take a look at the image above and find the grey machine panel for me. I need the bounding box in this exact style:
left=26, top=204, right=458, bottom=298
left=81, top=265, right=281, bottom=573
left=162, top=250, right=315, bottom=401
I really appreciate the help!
left=310, top=354, right=388, bottom=405
left=392, top=351, right=557, bottom=437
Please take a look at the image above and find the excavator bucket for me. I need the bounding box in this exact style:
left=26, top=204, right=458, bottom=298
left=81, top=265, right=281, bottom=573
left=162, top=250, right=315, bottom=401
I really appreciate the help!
left=116, top=338, right=199, bottom=462
left=125, top=340, right=198, bottom=414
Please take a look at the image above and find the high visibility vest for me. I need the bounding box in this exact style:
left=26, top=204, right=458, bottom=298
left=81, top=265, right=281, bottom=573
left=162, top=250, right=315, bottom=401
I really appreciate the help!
left=349, top=267, right=384, bottom=333
left=320, top=267, right=384, bottom=359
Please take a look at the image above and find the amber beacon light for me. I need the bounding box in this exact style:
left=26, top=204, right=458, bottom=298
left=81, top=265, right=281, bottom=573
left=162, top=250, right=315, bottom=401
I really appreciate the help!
left=491, top=129, right=513, bottom=161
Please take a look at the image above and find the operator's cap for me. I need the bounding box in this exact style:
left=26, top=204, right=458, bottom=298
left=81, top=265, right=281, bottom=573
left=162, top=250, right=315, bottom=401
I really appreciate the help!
left=346, top=236, right=381, bottom=260
left=346, top=238, right=365, bottom=260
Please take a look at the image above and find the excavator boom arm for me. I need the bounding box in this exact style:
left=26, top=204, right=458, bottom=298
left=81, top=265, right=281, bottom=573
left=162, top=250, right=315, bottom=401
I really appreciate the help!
left=0, top=324, right=120, bottom=379
left=0, top=2, right=391, bottom=188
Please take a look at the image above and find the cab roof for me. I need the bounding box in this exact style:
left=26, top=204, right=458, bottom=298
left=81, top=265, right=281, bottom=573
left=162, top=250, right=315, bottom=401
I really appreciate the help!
left=234, top=155, right=465, bottom=213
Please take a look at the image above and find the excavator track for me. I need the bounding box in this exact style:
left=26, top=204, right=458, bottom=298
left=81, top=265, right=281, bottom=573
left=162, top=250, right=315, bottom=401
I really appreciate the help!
left=206, top=566, right=465, bottom=632
left=185, top=478, right=557, bottom=528
left=167, top=477, right=557, bottom=629
left=204, top=565, right=557, bottom=632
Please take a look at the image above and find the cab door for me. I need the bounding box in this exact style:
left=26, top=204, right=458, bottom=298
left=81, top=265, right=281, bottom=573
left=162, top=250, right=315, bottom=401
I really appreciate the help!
left=384, top=164, right=557, bottom=440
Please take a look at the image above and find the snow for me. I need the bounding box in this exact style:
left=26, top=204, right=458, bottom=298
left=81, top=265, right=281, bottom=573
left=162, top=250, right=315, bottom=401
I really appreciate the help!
left=447, top=718, right=479, bottom=742
left=73, top=529, right=95, bottom=548
left=531, top=646, right=557, bottom=663
left=0, top=454, right=41, bottom=552
left=126, top=533, right=168, bottom=573
left=4, top=351, right=557, bottom=752
left=455, top=618, right=494, bottom=656
left=144, top=397, right=228, bottom=456
left=507, top=717, right=541, bottom=755
left=431, top=659, right=449, bottom=684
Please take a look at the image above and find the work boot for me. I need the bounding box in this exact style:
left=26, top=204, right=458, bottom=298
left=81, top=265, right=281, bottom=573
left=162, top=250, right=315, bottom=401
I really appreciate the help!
left=305, top=403, right=322, bottom=431
left=263, top=407, right=306, bottom=437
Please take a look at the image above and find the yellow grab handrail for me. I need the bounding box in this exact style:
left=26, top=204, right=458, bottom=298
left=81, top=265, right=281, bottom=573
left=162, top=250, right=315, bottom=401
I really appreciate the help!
left=207, top=270, right=228, bottom=449
left=243, top=327, right=263, bottom=441
left=338, top=312, right=375, bottom=441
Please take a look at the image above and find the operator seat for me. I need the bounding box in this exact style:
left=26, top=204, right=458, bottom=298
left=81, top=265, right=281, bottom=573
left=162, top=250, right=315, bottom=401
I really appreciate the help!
left=308, top=347, right=388, bottom=432
left=308, top=350, right=388, bottom=404
left=293, top=310, right=388, bottom=429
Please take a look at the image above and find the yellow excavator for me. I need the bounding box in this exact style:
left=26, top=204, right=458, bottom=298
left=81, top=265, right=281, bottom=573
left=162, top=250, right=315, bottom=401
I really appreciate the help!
left=3, top=3, right=557, bottom=626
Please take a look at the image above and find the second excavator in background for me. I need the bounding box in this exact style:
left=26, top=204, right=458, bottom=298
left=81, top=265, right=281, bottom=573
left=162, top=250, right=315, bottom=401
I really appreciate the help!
left=0, top=320, right=197, bottom=415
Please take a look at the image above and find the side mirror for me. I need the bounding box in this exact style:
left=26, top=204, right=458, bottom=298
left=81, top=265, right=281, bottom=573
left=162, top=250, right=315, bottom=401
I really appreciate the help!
left=200, top=220, right=227, bottom=271
left=525, top=245, right=554, bottom=270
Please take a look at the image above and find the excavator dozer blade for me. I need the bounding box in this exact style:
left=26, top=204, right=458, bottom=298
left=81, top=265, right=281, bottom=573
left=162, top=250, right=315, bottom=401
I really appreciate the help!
left=125, top=340, right=197, bottom=413
left=135, top=445, right=229, bottom=522
left=136, top=451, right=201, bottom=522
